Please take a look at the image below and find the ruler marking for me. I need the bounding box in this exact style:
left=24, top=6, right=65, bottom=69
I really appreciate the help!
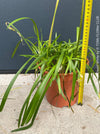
left=78, top=0, right=93, bottom=104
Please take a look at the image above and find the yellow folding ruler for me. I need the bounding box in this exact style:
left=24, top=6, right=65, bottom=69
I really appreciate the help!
left=78, top=0, right=93, bottom=105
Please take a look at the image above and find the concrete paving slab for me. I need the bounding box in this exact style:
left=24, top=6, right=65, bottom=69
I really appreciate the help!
left=0, top=74, right=100, bottom=134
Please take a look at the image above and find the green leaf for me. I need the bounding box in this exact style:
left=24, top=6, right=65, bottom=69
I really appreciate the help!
left=6, top=17, right=42, bottom=52
left=68, top=59, right=73, bottom=73
left=53, top=51, right=64, bottom=79
left=0, top=57, right=33, bottom=112
left=20, top=55, right=35, bottom=58
left=90, top=75, right=99, bottom=97
left=22, top=66, right=56, bottom=126
left=88, top=46, right=96, bottom=68
left=71, top=70, right=76, bottom=100
left=25, top=39, right=38, bottom=54
left=76, top=0, right=84, bottom=55
left=86, top=65, right=99, bottom=97
left=17, top=64, right=45, bottom=128
left=6, top=17, right=39, bottom=39
left=18, top=75, right=42, bottom=127
left=25, top=53, right=46, bottom=73
left=11, top=40, right=21, bottom=58
left=12, top=66, right=56, bottom=132
left=65, top=63, right=69, bottom=74
left=76, top=27, right=80, bottom=42
left=56, top=75, right=66, bottom=100
left=48, top=0, right=60, bottom=47
left=68, top=60, right=77, bottom=100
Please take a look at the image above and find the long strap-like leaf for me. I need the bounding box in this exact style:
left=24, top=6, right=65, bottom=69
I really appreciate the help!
left=0, top=57, right=33, bottom=112
left=25, top=66, right=56, bottom=124
left=12, top=66, right=56, bottom=132
left=48, top=0, right=60, bottom=47
left=19, top=64, right=45, bottom=127
left=76, top=0, right=84, bottom=55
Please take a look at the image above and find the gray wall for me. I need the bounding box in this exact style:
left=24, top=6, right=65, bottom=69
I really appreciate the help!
left=0, top=0, right=99, bottom=73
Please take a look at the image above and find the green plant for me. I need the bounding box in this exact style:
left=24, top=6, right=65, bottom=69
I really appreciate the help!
left=0, top=0, right=99, bottom=132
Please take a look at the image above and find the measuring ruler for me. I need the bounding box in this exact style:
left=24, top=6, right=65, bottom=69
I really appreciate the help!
left=78, top=0, right=93, bottom=105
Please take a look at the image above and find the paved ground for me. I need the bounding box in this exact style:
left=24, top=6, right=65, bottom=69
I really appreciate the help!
left=0, top=74, right=100, bottom=134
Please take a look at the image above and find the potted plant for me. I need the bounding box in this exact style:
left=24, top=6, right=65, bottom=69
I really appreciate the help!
left=0, top=0, right=99, bottom=132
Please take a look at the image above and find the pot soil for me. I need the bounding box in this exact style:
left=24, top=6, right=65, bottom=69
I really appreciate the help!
left=46, top=73, right=79, bottom=108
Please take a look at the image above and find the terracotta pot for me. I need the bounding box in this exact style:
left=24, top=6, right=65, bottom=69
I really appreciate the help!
left=46, top=73, right=79, bottom=108
left=38, top=58, right=89, bottom=108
